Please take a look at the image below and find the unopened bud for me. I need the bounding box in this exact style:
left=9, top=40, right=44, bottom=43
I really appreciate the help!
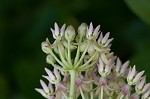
left=78, top=23, right=87, bottom=38
left=46, top=54, right=55, bottom=64
left=65, top=25, right=75, bottom=41
left=41, top=38, right=51, bottom=54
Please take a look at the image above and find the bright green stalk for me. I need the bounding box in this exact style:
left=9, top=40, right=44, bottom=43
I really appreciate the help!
left=58, top=44, right=70, bottom=68
left=90, top=83, right=93, bottom=99
left=74, top=43, right=90, bottom=68
left=67, top=40, right=73, bottom=67
left=69, top=70, right=76, bottom=99
left=78, top=51, right=98, bottom=68
left=49, top=50, right=66, bottom=68
left=74, top=37, right=82, bottom=65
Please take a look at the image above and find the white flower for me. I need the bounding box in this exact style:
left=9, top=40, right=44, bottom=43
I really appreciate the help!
left=97, top=32, right=113, bottom=48
left=135, top=76, right=150, bottom=94
left=115, top=58, right=129, bottom=76
left=127, top=65, right=145, bottom=85
left=50, top=22, right=66, bottom=39
left=97, top=58, right=112, bottom=77
left=86, top=22, right=100, bottom=40
left=43, top=68, right=61, bottom=84
left=35, top=80, right=54, bottom=98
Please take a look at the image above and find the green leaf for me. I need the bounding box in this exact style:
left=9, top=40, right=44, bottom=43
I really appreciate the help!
left=125, top=0, right=150, bottom=26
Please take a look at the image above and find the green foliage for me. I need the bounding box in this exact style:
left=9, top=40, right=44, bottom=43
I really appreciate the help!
left=125, top=0, right=150, bottom=26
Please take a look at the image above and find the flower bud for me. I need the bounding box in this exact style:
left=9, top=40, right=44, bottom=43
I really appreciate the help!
left=46, top=54, right=55, bottom=64
left=78, top=23, right=87, bottom=38
left=122, top=84, right=130, bottom=96
left=41, top=38, right=51, bottom=54
left=65, top=25, right=75, bottom=41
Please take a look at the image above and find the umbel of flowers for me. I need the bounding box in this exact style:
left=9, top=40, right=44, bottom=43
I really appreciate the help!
left=35, top=22, right=150, bottom=99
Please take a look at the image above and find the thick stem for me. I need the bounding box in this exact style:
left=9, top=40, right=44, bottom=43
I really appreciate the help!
left=69, top=70, right=76, bottom=99
left=101, top=86, right=104, bottom=99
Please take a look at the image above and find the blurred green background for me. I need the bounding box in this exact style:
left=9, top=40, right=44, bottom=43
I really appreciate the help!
left=0, top=0, right=150, bottom=99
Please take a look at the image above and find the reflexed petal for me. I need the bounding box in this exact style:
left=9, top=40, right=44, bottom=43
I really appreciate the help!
left=60, top=24, right=66, bottom=36
left=54, top=22, right=59, bottom=36
left=45, top=68, right=55, bottom=80
left=133, top=71, right=144, bottom=83
left=87, top=22, right=93, bottom=36
left=40, top=80, right=49, bottom=93
left=128, top=65, right=136, bottom=80
left=54, top=68, right=61, bottom=81
left=115, top=58, right=122, bottom=73
left=120, top=61, right=129, bottom=74
left=101, top=32, right=110, bottom=44
left=98, top=32, right=103, bottom=44
left=93, top=25, right=100, bottom=38
left=35, top=88, right=47, bottom=97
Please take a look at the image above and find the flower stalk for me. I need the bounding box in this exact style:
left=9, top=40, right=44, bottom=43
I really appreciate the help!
left=69, top=70, right=76, bottom=99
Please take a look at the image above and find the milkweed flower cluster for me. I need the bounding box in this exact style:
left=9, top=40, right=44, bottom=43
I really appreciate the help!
left=35, top=22, right=150, bottom=99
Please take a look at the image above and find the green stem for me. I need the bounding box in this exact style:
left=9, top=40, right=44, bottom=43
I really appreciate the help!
left=79, top=87, right=85, bottom=99
left=61, top=91, right=68, bottom=99
left=49, top=50, right=65, bottom=68
left=58, top=44, right=70, bottom=68
left=120, top=94, right=124, bottom=99
left=68, top=41, right=73, bottom=67
left=109, top=91, right=114, bottom=99
left=90, top=83, right=93, bottom=99
left=78, top=51, right=98, bottom=68
left=78, top=61, right=96, bottom=71
left=101, top=86, right=104, bottom=99
left=74, top=37, right=82, bottom=65
left=74, top=43, right=90, bottom=68
left=69, top=70, right=76, bottom=99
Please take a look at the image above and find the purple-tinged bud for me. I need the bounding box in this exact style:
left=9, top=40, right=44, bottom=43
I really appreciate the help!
left=122, top=84, right=130, bottom=96
left=76, top=77, right=82, bottom=86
